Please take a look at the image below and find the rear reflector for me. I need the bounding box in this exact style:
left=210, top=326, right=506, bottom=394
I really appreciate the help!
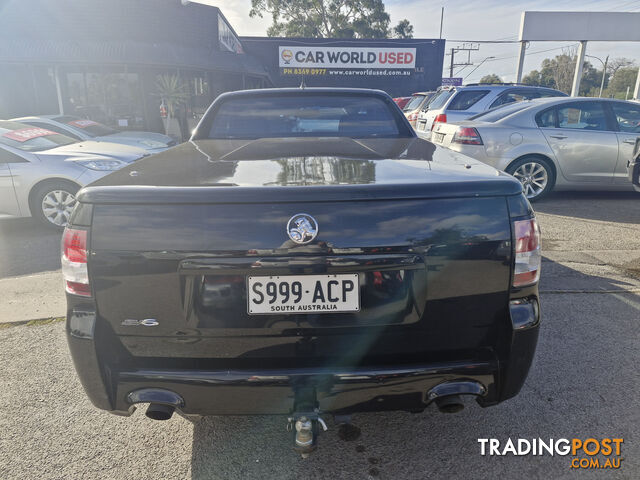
left=62, top=228, right=90, bottom=296
left=431, top=113, right=447, bottom=130
left=453, top=127, right=483, bottom=145
left=513, top=218, right=541, bottom=287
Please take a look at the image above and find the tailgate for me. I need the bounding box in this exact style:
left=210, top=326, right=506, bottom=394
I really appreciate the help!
left=89, top=196, right=513, bottom=363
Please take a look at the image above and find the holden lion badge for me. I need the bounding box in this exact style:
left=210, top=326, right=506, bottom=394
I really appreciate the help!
left=287, top=214, right=318, bottom=244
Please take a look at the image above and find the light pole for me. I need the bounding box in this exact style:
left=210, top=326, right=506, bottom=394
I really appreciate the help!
left=585, top=54, right=609, bottom=98
left=464, top=56, right=496, bottom=81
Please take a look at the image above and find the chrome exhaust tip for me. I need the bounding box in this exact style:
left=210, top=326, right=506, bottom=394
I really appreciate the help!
left=146, top=403, right=175, bottom=421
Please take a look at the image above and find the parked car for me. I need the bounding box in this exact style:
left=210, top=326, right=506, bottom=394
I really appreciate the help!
left=629, top=137, right=640, bottom=192
left=0, top=121, right=147, bottom=227
left=393, top=96, right=412, bottom=109
left=431, top=97, right=640, bottom=200
left=402, top=91, right=436, bottom=127
left=64, top=88, right=541, bottom=455
left=415, top=84, right=567, bottom=139
left=11, top=115, right=176, bottom=152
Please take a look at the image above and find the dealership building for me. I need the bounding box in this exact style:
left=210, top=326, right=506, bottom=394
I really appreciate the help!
left=0, top=0, right=445, bottom=133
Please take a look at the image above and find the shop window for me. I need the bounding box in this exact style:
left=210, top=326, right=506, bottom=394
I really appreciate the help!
left=62, top=67, right=146, bottom=130
left=0, top=64, right=37, bottom=118
left=31, top=66, right=59, bottom=115
left=244, top=76, right=264, bottom=90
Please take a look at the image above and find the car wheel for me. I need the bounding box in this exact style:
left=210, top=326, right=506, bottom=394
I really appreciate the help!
left=31, top=181, right=79, bottom=229
left=506, top=156, right=555, bottom=201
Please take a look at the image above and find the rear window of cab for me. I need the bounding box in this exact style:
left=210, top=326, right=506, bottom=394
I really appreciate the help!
left=447, top=90, right=490, bottom=111
left=205, top=95, right=412, bottom=139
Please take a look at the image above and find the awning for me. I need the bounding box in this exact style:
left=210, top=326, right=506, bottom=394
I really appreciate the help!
left=0, top=39, right=268, bottom=77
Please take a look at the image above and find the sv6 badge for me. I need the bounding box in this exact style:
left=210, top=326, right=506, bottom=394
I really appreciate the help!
left=121, top=318, right=160, bottom=327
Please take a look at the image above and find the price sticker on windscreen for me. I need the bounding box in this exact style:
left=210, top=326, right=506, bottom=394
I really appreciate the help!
left=68, top=119, right=99, bottom=128
left=3, top=128, right=56, bottom=142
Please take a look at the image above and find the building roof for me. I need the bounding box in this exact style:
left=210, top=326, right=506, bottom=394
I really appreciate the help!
left=0, top=0, right=267, bottom=76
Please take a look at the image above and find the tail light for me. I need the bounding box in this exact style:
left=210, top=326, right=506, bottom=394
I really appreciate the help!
left=407, top=112, right=418, bottom=123
left=452, top=127, right=483, bottom=145
left=513, top=218, right=541, bottom=287
left=431, top=113, right=447, bottom=130
left=62, top=228, right=90, bottom=296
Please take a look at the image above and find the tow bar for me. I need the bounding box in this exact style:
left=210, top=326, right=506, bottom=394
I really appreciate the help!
left=287, top=386, right=329, bottom=457
left=287, top=411, right=328, bottom=457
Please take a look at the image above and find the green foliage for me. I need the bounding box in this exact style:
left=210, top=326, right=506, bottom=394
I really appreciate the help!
left=393, top=19, right=413, bottom=39
left=478, top=74, right=502, bottom=84
left=521, top=52, right=601, bottom=95
left=606, top=67, right=639, bottom=98
left=155, top=74, right=189, bottom=115
left=249, top=0, right=413, bottom=39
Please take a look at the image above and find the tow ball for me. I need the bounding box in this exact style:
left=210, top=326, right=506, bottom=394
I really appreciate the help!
left=287, top=411, right=328, bottom=458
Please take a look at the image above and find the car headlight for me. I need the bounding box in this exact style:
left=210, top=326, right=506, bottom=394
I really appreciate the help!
left=75, top=159, right=127, bottom=171
left=140, top=140, right=166, bottom=148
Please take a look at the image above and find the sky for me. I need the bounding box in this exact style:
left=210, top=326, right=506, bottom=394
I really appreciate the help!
left=199, top=0, right=640, bottom=82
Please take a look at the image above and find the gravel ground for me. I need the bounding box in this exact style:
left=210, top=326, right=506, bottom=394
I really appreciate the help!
left=0, top=191, right=638, bottom=479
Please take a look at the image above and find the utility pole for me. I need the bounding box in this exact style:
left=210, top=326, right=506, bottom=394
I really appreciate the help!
left=600, top=55, right=609, bottom=98
left=587, top=54, right=609, bottom=98
left=450, top=47, right=455, bottom=78
left=439, top=7, right=444, bottom=39
left=447, top=43, right=479, bottom=78
left=515, top=42, right=527, bottom=83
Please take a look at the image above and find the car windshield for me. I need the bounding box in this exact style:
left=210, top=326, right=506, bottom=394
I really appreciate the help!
left=54, top=116, right=119, bottom=137
left=206, top=94, right=409, bottom=139
left=469, top=102, right=532, bottom=122
left=402, top=94, right=426, bottom=111
left=0, top=121, right=77, bottom=152
left=425, top=89, right=454, bottom=110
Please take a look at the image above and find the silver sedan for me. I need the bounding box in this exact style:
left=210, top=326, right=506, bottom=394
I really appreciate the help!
left=429, top=97, right=640, bottom=200
left=0, top=121, right=147, bottom=228
left=12, top=115, right=176, bottom=153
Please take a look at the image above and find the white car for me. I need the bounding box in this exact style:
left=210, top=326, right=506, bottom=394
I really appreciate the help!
left=430, top=97, right=640, bottom=200
left=415, top=84, right=566, bottom=139
left=12, top=115, right=176, bottom=153
left=1, top=121, right=146, bottom=228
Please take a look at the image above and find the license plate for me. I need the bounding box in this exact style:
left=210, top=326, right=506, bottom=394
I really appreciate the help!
left=433, top=132, right=445, bottom=143
left=418, top=121, right=426, bottom=131
left=247, top=274, right=360, bottom=315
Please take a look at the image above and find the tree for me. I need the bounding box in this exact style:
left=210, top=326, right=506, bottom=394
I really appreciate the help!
left=521, top=69, right=554, bottom=88
left=607, top=67, right=639, bottom=98
left=478, top=74, right=502, bottom=84
left=393, top=19, right=413, bottom=39
left=606, top=57, right=635, bottom=78
left=546, top=51, right=577, bottom=94
left=521, top=49, right=602, bottom=95
left=249, top=0, right=414, bottom=39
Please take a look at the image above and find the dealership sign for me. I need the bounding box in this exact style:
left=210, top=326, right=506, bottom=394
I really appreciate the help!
left=218, top=14, right=243, bottom=54
left=442, top=77, right=463, bottom=86
left=279, top=46, right=416, bottom=69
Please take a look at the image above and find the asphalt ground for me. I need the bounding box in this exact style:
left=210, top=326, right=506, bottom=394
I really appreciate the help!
left=0, top=190, right=638, bottom=479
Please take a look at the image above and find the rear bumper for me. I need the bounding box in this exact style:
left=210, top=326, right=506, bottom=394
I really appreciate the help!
left=66, top=296, right=540, bottom=416
left=114, top=362, right=497, bottom=416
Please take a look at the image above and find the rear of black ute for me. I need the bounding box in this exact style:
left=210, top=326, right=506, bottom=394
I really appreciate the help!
left=63, top=186, right=541, bottom=419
